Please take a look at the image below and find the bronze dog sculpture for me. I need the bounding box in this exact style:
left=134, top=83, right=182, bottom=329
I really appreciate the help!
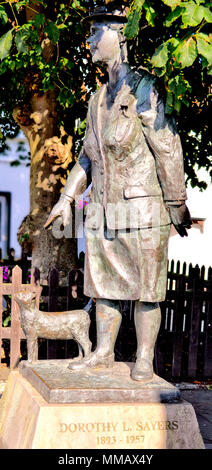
left=14, top=290, right=92, bottom=363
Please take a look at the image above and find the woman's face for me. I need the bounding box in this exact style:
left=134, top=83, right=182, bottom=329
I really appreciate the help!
left=87, top=22, right=120, bottom=64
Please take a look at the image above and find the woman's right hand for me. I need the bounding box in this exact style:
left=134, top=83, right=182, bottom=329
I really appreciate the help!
left=44, top=197, right=72, bottom=229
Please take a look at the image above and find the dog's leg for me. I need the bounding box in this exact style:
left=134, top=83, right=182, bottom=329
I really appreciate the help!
left=75, top=334, right=92, bottom=358
left=32, top=337, right=38, bottom=361
left=27, top=336, right=38, bottom=362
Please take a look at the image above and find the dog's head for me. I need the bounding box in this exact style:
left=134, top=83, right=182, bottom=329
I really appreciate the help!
left=14, top=290, right=37, bottom=308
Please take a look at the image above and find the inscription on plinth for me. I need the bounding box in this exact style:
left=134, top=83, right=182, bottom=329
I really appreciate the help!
left=58, top=419, right=179, bottom=448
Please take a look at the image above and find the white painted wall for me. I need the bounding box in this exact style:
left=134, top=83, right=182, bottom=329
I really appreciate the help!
left=168, top=168, right=212, bottom=274
left=0, top=135, right=30, bottom=258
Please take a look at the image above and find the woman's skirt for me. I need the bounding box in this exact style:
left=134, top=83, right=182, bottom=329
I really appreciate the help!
left=83, top=222, right=170, bottom=302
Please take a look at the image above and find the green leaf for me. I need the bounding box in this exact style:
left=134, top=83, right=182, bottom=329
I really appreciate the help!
left=168, top=75, right=191, bottom=97
left=164, top=6, right=183, bottom=27
left=181, top=2, right=205, bottom=28
left=72, top=0, right=86, bottom=9
left=58, top=88, right=75, bottom=108
left=15, top=1, right=28, bottom=13
left=167, top=37, right=180, bottom=50
left=44, top=22, right=60, bottom=44
left=15, top=30, right=29, bottom=53
left=3, top=315, right=11, bottom=327
left=76, top=118, right=87, bottom=135
left=143, top=1, right=156, bottom=27
left=202, top=6, right=212, bottom=23
left=165, top=92, right=174, bottom=114
left=201, top=56, right=208, bottom=68
left=0, top=30, right=13, bottom=60
left=124, top=0, right=145, bottom=38
left=174, top=36, right=198, bottom=67
left=151, top=43, right=169, bottom=68
left=72, top=0, right=83, bottom=8
left=0, top=5, right=8, bottom=25
left=34, top=13, right=45, bottom=29
left=128, top=0, right=145, bottom=11
left=125, top=9, right=142, bottom=38
left=162, top=0, right=182, bottom=10
left=196, top=33, right=212, bottom=65
left=173, top=97, right=181, bottom=113
left=10, top=160, right=21, bottom=167
left=153, top=67, right=166, bottom=77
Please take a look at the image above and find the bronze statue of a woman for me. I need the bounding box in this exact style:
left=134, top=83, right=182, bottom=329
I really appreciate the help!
left=45, top=5, right=191, bottom=381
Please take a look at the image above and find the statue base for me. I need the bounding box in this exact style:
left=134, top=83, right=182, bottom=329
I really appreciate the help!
left=19, top=359, right=179, bottom=403
left=0, top=361, right=204, bottom=449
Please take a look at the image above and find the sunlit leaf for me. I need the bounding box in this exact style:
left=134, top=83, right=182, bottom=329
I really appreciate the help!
left=0, top=30, right=13, bottom=60
left=162, top=0, right=182, bottom=10
left=196, top=33, right=212, bottom=65
left=143, top=2, right=156, bottom=27
left=181, top=2, right=205, bottom=28
left=174, top=36, right=198, bottom=67
left=203, top=6, right=212, bottom=23
left=151, top=43, right=169, bottom=68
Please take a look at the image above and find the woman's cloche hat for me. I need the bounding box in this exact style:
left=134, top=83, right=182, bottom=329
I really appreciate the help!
left=81, top=5, right=128, bottom=29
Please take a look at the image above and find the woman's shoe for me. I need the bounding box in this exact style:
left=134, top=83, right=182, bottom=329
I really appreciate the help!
left=68, top=352, right=115, bottom=370
left=131, top=357, right=153, bottom=382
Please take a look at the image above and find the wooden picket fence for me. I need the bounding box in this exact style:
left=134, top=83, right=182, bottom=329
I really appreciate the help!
left=155, top=260, right=212, bottom=380
left=0, top=266, right=42, bottom=369
left=0, top=260, right=212, bottom=380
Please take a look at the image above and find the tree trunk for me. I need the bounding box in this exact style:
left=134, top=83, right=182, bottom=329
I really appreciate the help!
left=13, top=91, right=78, bottom=285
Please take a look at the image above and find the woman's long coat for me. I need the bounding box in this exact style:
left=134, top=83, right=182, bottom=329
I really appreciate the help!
left=63, top=66, right=187, bottom=301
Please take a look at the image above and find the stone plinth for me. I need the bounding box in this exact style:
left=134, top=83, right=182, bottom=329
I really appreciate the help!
left=0, top=361, right=205, bottom=449
left=19, top=360, right=179, bottom=403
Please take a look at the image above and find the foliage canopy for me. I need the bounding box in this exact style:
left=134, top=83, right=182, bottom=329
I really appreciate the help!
left=0, top=0, right=211, bottom=188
